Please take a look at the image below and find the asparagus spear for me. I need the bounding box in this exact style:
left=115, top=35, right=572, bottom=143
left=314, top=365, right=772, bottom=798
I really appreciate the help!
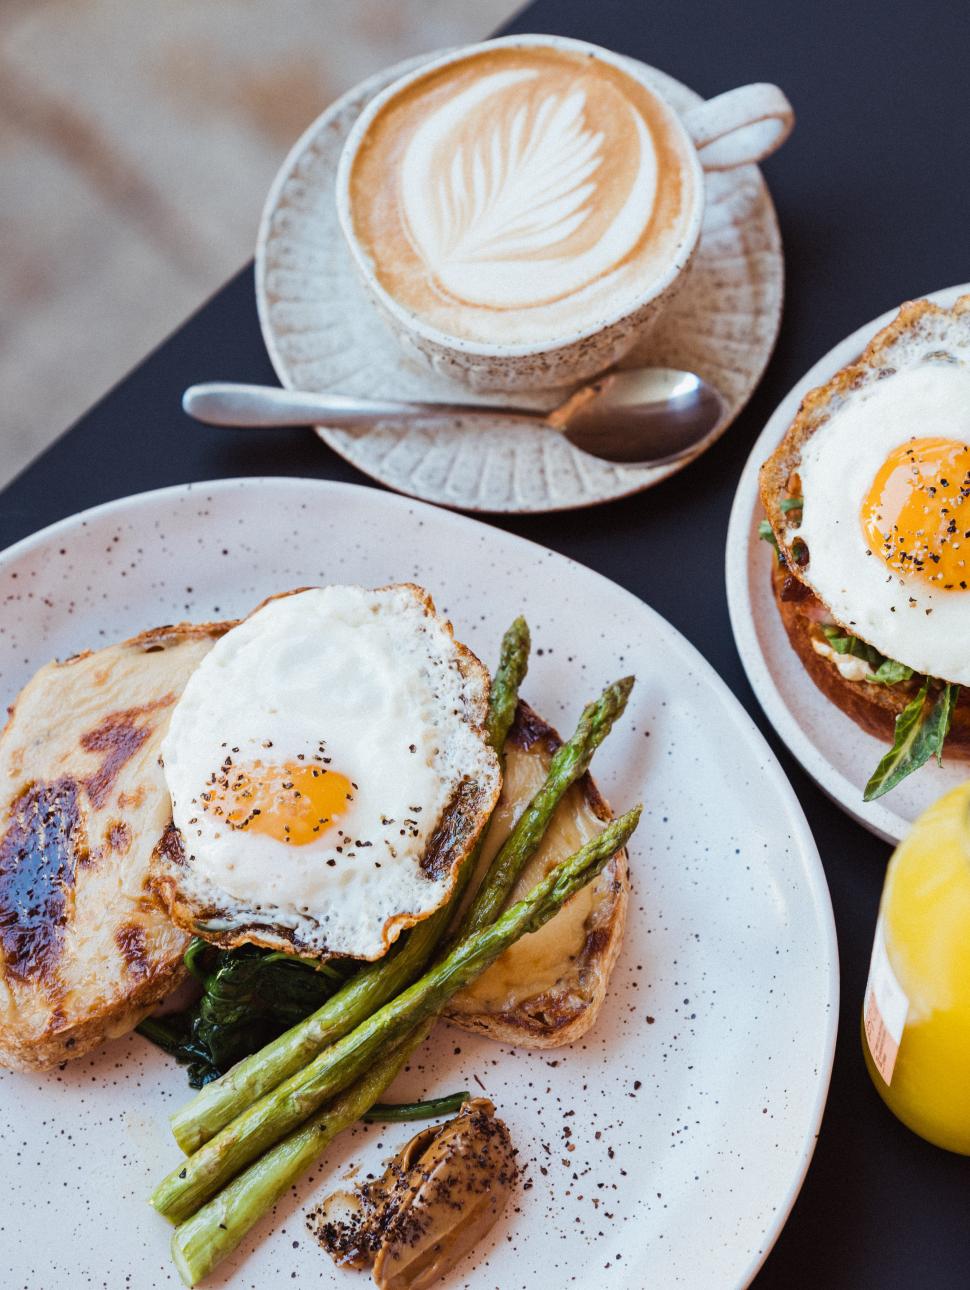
left=167, top=800, right=640, bottom=1281
left=170, top=1026, right=427, bottom=1286
left=458, top=675, right=635, bottom=936
left=170, top=617, right=530, bottom=1155
left=152, top=807, right=641, bottom=1224
left=484, top=615, right=531, bottom=753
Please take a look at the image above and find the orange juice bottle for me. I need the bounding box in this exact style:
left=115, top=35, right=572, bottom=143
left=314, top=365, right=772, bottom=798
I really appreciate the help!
left=862, top=782, right=970, bottom=1153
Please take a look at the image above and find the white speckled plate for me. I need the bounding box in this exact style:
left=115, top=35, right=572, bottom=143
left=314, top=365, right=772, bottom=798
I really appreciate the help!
left=255, top=53, right=784, bottom=514
left=727, top=282, right=970, bottom=844
left=0, top=479, right=835, bottom=1288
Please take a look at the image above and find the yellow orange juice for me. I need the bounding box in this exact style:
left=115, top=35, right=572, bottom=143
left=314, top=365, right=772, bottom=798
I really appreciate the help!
left=862, top=782, right=970, bottom=1153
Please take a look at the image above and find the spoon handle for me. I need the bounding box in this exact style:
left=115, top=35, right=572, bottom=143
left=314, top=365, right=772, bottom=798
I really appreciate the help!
left=182, top=383, right=543, bottom=429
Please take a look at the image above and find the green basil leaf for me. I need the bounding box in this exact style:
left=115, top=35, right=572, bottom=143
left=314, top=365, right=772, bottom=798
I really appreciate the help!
left=933, top=683, right=960, bottom=766
left=821, top=626, right=882, bottom=666
left=779, top=497, right=804, bottom=513
left=820, top=625, right=848, bottom=650
left=866, top=658, right=915, bottom=686
left=863, top=681, right=959, bottom=801
left=758, top=519, right=778, bottom=549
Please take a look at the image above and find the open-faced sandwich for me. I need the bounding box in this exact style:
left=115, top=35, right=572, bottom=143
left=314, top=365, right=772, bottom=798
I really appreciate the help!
left=0, top=582, right=640, bottom=1287
left=760, top=296, right=970, bottom=800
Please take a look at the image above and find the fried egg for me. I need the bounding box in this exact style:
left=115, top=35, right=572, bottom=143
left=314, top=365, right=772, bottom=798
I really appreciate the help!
left=795, top=356, right=970, bottom=683
left=158, top=585, right=500, bottom=960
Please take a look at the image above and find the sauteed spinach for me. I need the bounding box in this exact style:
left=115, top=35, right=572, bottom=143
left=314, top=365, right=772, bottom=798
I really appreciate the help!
left=138, top=939, right=352, bottom=1087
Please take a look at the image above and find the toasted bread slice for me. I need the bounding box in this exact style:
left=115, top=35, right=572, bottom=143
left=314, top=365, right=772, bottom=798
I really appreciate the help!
left=0, top=621, right=230, bottom=1071
left=444, top=702, right=628, bottom=1048
left=759, top=295, right=970, bottom=749
left=770, top=558, right=970, bottom=751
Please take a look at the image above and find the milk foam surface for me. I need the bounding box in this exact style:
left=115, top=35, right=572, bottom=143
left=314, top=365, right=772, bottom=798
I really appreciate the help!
left=348, top=46, right=693, bottom=346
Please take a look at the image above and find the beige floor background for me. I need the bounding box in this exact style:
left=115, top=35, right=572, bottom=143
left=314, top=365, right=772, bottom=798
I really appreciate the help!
left=0, top=0, right=514, bottom=489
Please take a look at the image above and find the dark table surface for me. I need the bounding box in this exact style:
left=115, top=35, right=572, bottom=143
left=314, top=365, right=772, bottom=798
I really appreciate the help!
left=3, top=0, right=969, bottom=1284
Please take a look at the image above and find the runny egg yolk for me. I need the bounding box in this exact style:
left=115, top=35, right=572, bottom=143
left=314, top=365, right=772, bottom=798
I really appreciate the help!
left=201, top=761, right=353, bottom=845
left=861, top=437, right=970, bottom=589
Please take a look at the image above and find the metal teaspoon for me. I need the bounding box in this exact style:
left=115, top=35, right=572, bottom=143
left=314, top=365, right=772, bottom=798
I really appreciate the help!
left=183, top=368, right=725, bottom=467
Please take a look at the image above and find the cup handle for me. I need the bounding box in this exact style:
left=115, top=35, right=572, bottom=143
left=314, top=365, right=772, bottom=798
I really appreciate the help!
left=681, top=83, right=793, bottom=171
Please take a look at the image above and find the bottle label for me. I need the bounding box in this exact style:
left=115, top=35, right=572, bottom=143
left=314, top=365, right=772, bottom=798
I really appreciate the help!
left=863, top=914, right=909, bottom=1086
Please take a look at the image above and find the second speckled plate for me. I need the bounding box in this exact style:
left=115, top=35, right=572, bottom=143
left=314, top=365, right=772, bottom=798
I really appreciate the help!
left=0, top=479, right=836, bottom=1288
left=255, top=54, right=784, bottom=513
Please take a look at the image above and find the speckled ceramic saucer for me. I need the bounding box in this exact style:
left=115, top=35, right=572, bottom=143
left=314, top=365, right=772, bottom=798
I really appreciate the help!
left=256, top=54, right=784, bottom=514
left=0, top=479, right=835, bottom=1288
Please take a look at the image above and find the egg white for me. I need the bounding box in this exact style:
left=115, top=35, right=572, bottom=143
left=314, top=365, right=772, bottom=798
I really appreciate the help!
left=160, top=585, right=498, bottom=959
left=794, top=360, right=970, bottom=684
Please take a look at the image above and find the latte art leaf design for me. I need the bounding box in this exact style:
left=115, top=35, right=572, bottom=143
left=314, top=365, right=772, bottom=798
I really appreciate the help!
left=434, top=92, right=604, bottom=264
left=400, top=70, right=660, bottom=313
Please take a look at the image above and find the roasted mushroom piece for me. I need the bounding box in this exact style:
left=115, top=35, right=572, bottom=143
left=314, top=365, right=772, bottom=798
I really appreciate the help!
left=307, top=1097, right=517, bottom=1289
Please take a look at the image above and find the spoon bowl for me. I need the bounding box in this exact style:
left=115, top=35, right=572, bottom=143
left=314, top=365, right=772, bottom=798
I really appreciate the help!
left=548, top=368, right=725, bottom=464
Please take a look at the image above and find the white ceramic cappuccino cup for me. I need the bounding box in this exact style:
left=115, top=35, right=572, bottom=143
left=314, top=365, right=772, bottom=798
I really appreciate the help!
left=336, top=35, right=793, bottom=391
